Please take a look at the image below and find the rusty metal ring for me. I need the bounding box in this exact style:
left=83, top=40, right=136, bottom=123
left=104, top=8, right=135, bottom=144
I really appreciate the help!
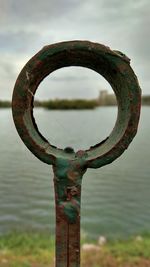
left=12, top=40, right=141, bottom=168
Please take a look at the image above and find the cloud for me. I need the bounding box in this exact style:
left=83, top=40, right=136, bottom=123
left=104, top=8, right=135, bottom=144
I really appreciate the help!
left=0, top=0, right=81, bottom=30
left=0, top=0, right=149, bottom=99
left=0, top=31, right=40, bottom=54
left=0, top=53, right=32, bottom=99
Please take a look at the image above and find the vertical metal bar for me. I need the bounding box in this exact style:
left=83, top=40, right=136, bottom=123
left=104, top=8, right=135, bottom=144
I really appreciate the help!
left=55, top=210, right=68, bottom=266
left=68, top=220, right=80, bottom=266
left=53, top=156, right=86, bottom=267
left=54, top=194, right=81, bottom=267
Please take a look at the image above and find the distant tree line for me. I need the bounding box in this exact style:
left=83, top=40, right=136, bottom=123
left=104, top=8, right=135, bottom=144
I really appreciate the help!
left=0, top=95, right=150, bottom=109
left=142, top=95, right=150, bottom=105
left=36, top=99, right=98, bottom=109
left=0, top=100, right=11, bottom=108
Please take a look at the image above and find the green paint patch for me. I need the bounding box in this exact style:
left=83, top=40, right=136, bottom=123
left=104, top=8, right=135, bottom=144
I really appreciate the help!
left=63, top=202, right=79, bottom=223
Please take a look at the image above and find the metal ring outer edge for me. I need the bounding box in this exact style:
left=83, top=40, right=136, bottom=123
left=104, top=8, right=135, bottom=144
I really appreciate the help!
left=12, top=40, right=141, bottom=168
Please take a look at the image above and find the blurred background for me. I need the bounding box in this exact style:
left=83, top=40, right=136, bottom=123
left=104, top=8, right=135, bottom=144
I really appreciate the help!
left=0, top=1, right=150, bottom=266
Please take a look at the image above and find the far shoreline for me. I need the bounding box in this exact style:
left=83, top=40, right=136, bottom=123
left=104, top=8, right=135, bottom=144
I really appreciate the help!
left=0, top=94, right=150, bottom=109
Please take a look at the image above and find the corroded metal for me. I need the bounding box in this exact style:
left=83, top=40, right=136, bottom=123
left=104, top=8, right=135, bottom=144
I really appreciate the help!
left=12, top=40, right=141, bottom=267
left=53, top=154, right=87, bottom=266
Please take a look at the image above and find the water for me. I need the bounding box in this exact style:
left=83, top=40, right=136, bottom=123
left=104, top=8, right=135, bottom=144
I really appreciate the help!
left=0, top=107, right=150, bottom=239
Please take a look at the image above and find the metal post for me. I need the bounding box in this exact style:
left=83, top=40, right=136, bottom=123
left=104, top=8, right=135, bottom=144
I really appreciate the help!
left=12, top=40, right=141, bottom=267
left=53, top=153, right=87, bottom=266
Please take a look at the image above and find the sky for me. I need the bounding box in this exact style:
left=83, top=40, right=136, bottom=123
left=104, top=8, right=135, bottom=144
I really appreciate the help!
left=0, top=0, right=149, bottom=100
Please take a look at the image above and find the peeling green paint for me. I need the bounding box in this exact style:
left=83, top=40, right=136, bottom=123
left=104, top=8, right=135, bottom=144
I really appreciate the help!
left=53, top=154, right=87, bottom=224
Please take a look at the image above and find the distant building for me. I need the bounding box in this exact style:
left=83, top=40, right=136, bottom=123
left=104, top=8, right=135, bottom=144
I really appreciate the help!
left=98, top=90, right=108, bottom=104
left=98, top=90, right=117, bottom=106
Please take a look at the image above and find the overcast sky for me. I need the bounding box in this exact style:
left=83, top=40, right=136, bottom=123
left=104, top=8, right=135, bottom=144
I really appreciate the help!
left=0, top=0, right=149, bottom=100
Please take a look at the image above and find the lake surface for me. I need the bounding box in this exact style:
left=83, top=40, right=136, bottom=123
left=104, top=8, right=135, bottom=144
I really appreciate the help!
left=0, top=107, right=150, bottom=239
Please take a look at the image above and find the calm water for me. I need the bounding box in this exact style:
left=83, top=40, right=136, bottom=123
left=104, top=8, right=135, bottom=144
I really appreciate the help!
left=0, top=107, right=150, bottom=239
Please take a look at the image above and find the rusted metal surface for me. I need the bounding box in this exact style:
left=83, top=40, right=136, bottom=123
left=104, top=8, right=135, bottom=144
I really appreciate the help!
left=12, top=40, right=141, bottom=267
left=53, top=154, right=87, bottom=266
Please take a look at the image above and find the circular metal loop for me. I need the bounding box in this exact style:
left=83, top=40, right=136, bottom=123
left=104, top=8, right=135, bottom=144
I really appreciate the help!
left=12, top=40, right=141, bottom=168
